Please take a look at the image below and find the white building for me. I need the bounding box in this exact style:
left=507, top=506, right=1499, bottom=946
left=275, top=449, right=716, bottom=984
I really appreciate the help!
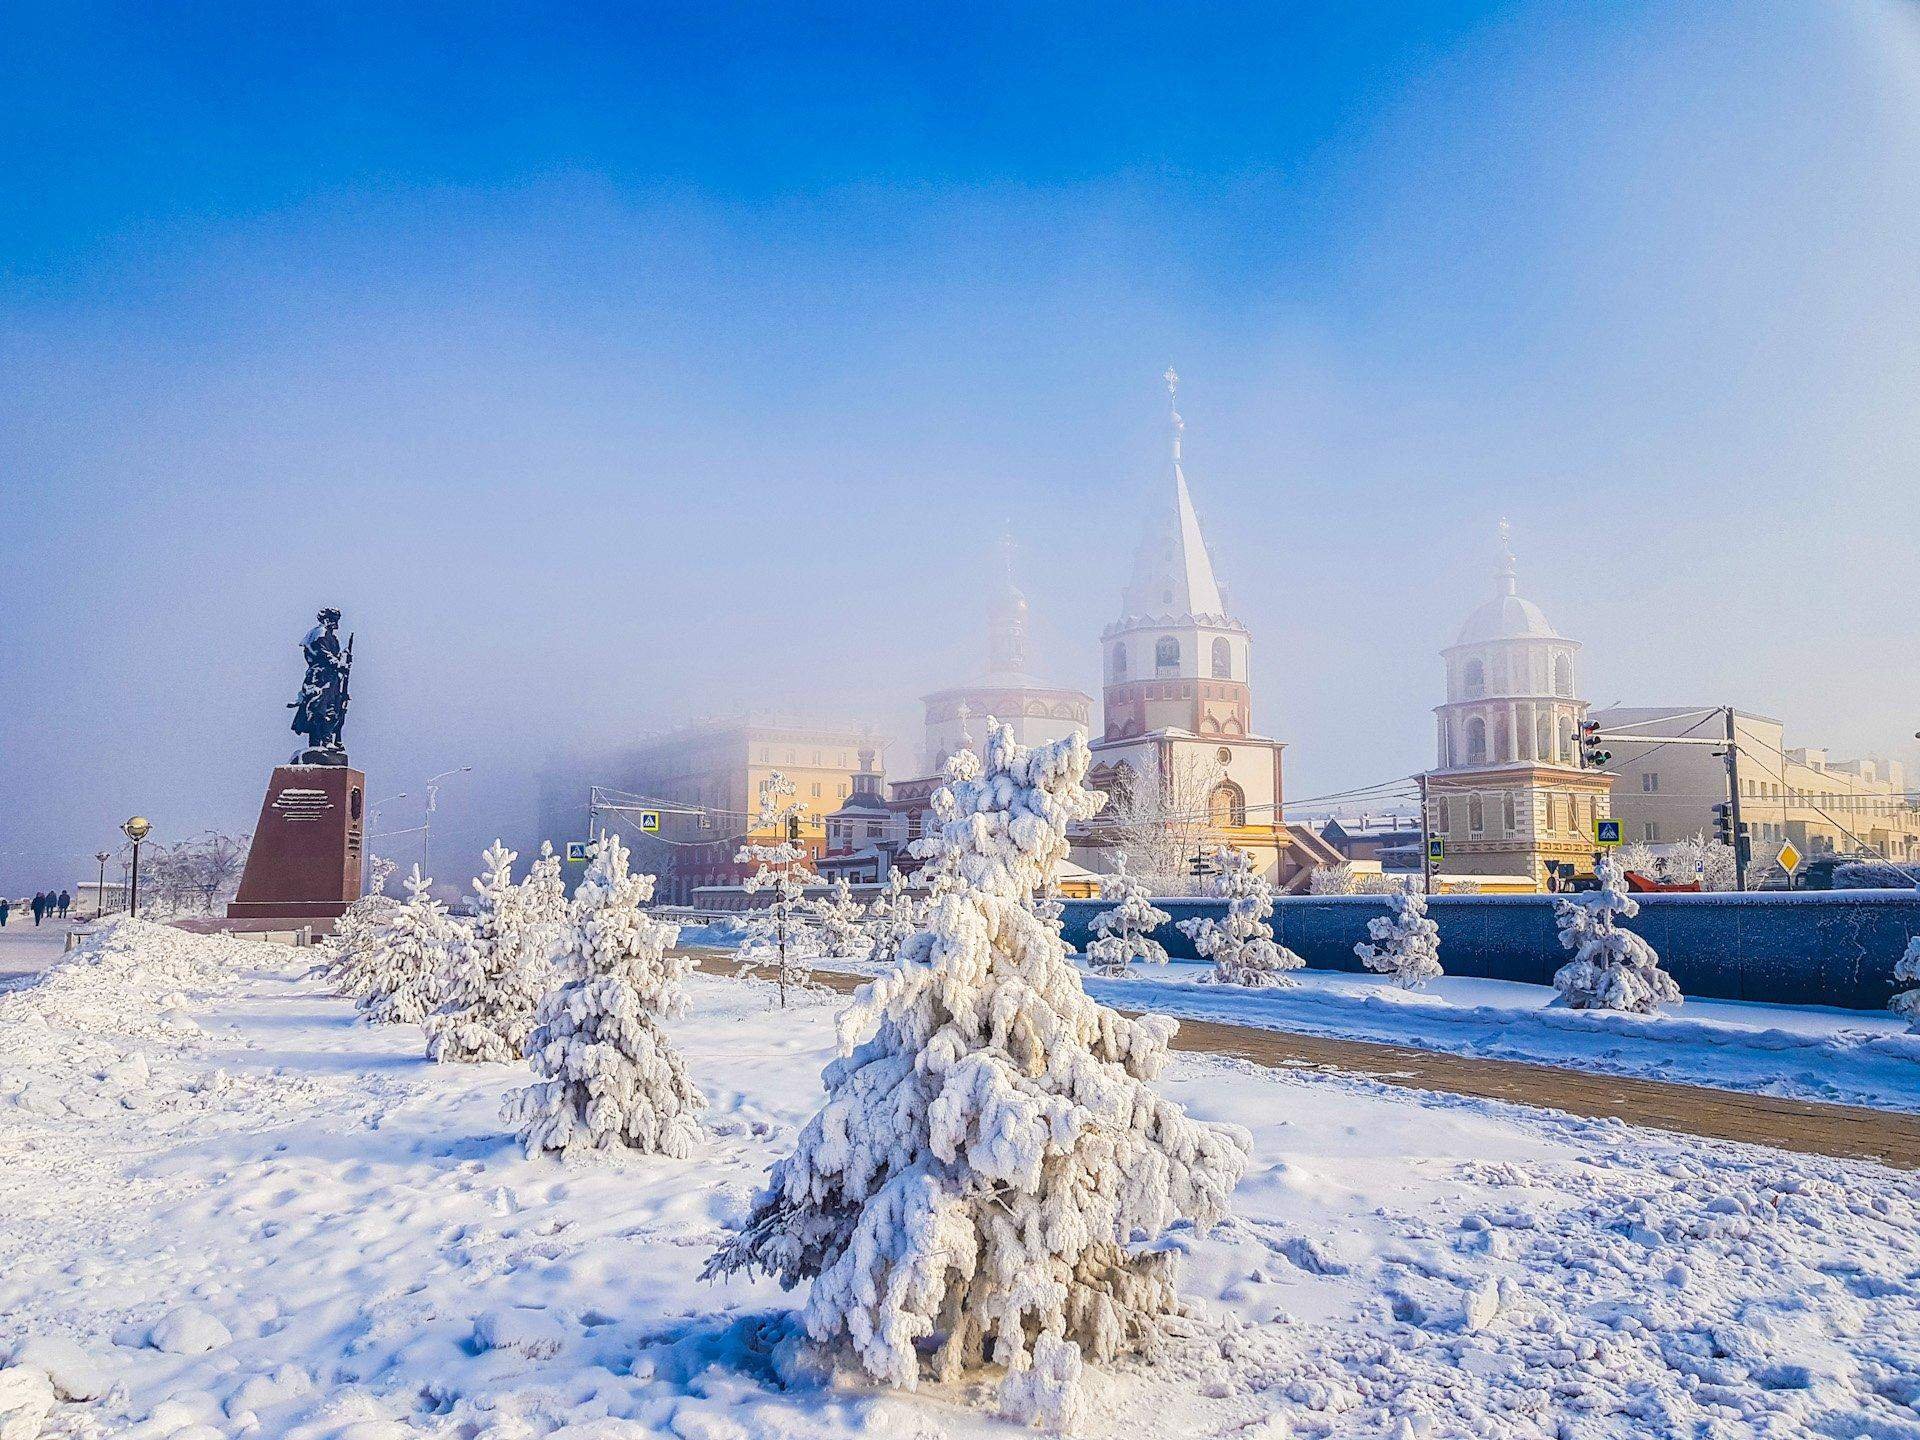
left=1425, top=525, right=1613, bottom=889
left=1078, top=369, right=1339, bottom=890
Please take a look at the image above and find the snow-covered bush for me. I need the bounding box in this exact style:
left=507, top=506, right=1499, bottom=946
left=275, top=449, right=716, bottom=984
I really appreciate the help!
left=1084, top=855, right=1170, bottom=977
left=1891, top=937, right=1920, bottom=1031
left=356, top=866, right=463, bottom=1025
left=706, top=722, right=1249, bottom=1428
left=1551, top=856, right=1682, bottom=1014
left=503, top=833, right=704, bottom=1157
left=1309, top=862, right=1357, bottom=895
left=426, top=841, right=543, bottom=1064
left=861, top=867, right=922, bottom=968
left=517, top=840, right=571, bottom=990
left=1612, top=840, right=1659, bottom=880
left=736, top=771, right=823, bottom=1006
left=1354, top=878, right=1443, bottom=988
left=317, top=856, right=400, bottom=997
left=1179, top=846, right=1303, bottom=987
left=809, top=876, right=869, bottom=959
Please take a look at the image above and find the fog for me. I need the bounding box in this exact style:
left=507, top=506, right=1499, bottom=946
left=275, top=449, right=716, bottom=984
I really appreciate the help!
left=4, top=2, right=1918, bottom=894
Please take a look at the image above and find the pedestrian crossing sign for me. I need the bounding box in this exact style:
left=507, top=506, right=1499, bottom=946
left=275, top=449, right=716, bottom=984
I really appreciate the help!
left=1594, top=818, right=1623, bottom=846
left=639, top=811, right=660, bottom=833
left=1427, top=837, right=1445, bottom=861
left=565, top=841, right=591, bottom=864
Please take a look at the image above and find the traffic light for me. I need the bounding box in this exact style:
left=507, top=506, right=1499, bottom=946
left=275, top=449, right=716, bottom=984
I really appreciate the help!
left=786, top=814, right=802, bottom=845
left=1736, top=823, right=1752, bottom=865
left=1712, top=802, right=1734, bottom=845
left=1579, top=721, right=1612, bottom=769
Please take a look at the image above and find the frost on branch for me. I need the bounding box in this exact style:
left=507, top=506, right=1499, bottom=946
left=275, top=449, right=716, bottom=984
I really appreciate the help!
left=861, top=867, right=923, bottom=968
left=356, top=865, right=462, bottom=1025
left=736, top=770, right=824, bottom=1007
left=1551, top=855, right=1682, bottom=1014
left=318, top=854, right=399, bottom=998
left=810, top=876, right=870, bottom=959
left=1891, top=937, right=1920, bottom=1032
left=503, top=832, right=704, bottom=1157
left=705, top=720, right=1249, bottom=1427
left=426, top=841, right=544, bottom=1064
left=1354, top=878, right=1443, bottom=989
left=1084, top=855, right=1170, bottom=977
left=1178, top=846, right=1303, bottom=987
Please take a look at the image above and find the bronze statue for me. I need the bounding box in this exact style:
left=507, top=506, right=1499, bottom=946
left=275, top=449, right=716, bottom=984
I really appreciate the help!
left=290, top=607, right=353, bottom=763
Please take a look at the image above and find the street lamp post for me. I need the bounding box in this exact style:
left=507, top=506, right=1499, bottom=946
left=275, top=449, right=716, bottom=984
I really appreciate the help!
left=419, top=766, right=472, bottom=879
left=122, top=816, right=152, bottom=917
left=94, top=851, right=112, bottom=917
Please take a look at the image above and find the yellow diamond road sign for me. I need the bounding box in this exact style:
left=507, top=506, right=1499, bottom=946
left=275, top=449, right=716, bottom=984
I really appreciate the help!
left=1777, top=840, right=1803, bottom=874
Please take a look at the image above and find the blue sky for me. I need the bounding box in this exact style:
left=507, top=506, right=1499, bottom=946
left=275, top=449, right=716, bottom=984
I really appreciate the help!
left=4, top=2, right=1918, bottom=890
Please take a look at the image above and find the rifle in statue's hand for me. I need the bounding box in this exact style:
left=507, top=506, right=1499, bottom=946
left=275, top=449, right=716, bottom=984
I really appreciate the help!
left=341, top=632, right=354, bottom=708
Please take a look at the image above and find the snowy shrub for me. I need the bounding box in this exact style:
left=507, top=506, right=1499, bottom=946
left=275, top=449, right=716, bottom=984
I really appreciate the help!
left=1612, top=840, right=1659, bottom=880
left=356, top=866, right=462, bottom=1025
left=1551, top=856, right=1681, bottom=1014
left=503, top=832, right=704, bottom=1157
left=1084, top=855, right=1170, bottom=977
left=706, top=721, right=1249, bottom=1428
left=317, top=855, right=399, bottom=996
left=1892, top=937, right=1920, bottom=1032
left=1309, top=862, right=1357, bottom=895
left=736, top=771, right=825, bottom=1006
left=1179, top=846, right=1303, bottom=987
left=809, top=876, right=870, bottom=959
left=516, top=840, right=571, bottom=990
left=1353, top=878, right=1443, bottom=988
left=426, top=841, right=544, bottom=1064
left=861, top=868, right=922, bottom=968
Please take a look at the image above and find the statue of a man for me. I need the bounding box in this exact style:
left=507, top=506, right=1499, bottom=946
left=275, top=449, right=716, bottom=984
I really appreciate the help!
left=290, top=607, right=353, bottom=762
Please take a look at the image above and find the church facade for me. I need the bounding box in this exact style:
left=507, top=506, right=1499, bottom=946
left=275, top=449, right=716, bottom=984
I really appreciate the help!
left=1075, top=371, right=1340, bottom=890
left=1424, top=528, right=1614, bottom=889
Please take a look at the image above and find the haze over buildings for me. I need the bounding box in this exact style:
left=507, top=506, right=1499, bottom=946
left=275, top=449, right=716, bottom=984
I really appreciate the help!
left=4, top=3, right=1919, bottom=893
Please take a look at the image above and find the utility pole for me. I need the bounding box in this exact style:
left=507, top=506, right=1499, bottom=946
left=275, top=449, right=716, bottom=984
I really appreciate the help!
left=1723, top=705, right=1748, bottom=893
left=1417, top=772, right=1434, bottom=894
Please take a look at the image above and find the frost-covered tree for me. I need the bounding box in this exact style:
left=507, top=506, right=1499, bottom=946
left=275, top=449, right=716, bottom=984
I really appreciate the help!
left=426, top=841, right=544, bottom=1064
left=504, top=832, right=704, bottom=1156
left=1093, top=748, right=1227, bottom=897
left=706, top=723, right=1249, bottom=1429
left=517, top=840, right=571, bottom=990
left=1308, top=861, right=1358, bottom=895
left=736, top=771, right=822, bottom=1006
left=1665, top=833, right=1738, bottom=892
left=810, top=876, right=870, bottom=959
left=1612, top=840, right=1659, bottom=880
left=357, top=865, right=463, bottom=1025
left=1890, top=937, right=1920, bottom=1032
left=319, top=855, right=400, bottom=997
left=1179, top=846, right=1303, bottom=987
left=1354, top=878, right=1443, bottom=988
left=861, top=867, right=922, bottom=968
left=1084, top=855, right=1170, bottom=977
left=1551, top=855, right=1682, bottom=1013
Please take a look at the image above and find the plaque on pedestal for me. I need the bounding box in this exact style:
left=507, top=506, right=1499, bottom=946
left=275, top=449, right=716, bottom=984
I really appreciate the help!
left=227, top=765, right=366, bottom=922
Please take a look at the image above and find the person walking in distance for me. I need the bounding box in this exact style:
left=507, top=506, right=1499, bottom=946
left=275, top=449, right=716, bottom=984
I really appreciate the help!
left=31, top=892, right=46, bottom=926
left=0, top=897, right=10, bottom=927
left=57, top=890, right=70, bottom=919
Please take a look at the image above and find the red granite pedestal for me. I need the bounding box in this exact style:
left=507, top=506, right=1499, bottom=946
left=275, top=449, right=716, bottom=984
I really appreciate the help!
left=227, top=765, right=366, bottom=930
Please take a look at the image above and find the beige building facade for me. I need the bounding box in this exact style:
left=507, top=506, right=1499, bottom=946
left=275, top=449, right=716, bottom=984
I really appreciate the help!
left=1594, top=707, right=1920, bottom=868
left=1425, top=529, right=1612, bottom=890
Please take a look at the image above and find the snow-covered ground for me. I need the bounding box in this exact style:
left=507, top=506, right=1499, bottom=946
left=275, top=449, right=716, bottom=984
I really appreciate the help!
left=0, top=922, right=75, bottom=991
left=3, top=920, right=1919, bottom=1439
left=765, top=926, right=1920, bottom=1114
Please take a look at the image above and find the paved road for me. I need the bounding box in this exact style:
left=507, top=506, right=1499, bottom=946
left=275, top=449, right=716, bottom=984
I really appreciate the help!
left=690, top=951, right=1920, bottom=1172
left=0, top=923, right=74, bottom=990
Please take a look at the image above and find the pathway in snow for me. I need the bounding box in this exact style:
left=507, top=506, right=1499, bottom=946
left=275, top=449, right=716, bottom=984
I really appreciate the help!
left=719, top=954, right=1920, bottom=1170
left=0, top=921, right=74, bottom=990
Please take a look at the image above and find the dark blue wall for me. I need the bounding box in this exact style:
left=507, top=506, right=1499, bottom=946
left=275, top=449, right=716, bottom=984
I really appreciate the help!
left=1061, top=890, right=1920, bottom=1010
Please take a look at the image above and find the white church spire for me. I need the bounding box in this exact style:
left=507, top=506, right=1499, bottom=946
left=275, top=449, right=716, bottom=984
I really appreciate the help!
left=1121, top=367, right=1228, bottom=621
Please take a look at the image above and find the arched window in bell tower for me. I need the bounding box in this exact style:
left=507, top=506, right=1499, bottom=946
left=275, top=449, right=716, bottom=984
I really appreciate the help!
left=1155, top=636, right=1180, bottom=673
left=1210, top=637, right=1232, bottom=679
left=1553, top=653, right=1573, bottom=697
left=1111, top=643, right=1127, bottom=679
left=1466, top=716, right=1488, bottom=764
left=1463, top=658, right=1486, bottom=698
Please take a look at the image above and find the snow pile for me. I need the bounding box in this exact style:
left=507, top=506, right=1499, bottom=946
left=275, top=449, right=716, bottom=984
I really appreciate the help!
left=1353, top=879, right=1443, bottom=989
left=504, top=832, right=705, bottom=1157
left=357, top=865, right=464, bottom=1026
left=1086, top=855, right=1171, bottom=977
left=1179, top=847, right=1304, bottom=988
left=427, top=841, right=544, bottom=1064
left=707, top=721, right=1250, bottom=1427
left=1553, top=856, right=1682, bottom=1014
left=1894, top=937, right=1920, bottom=1032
